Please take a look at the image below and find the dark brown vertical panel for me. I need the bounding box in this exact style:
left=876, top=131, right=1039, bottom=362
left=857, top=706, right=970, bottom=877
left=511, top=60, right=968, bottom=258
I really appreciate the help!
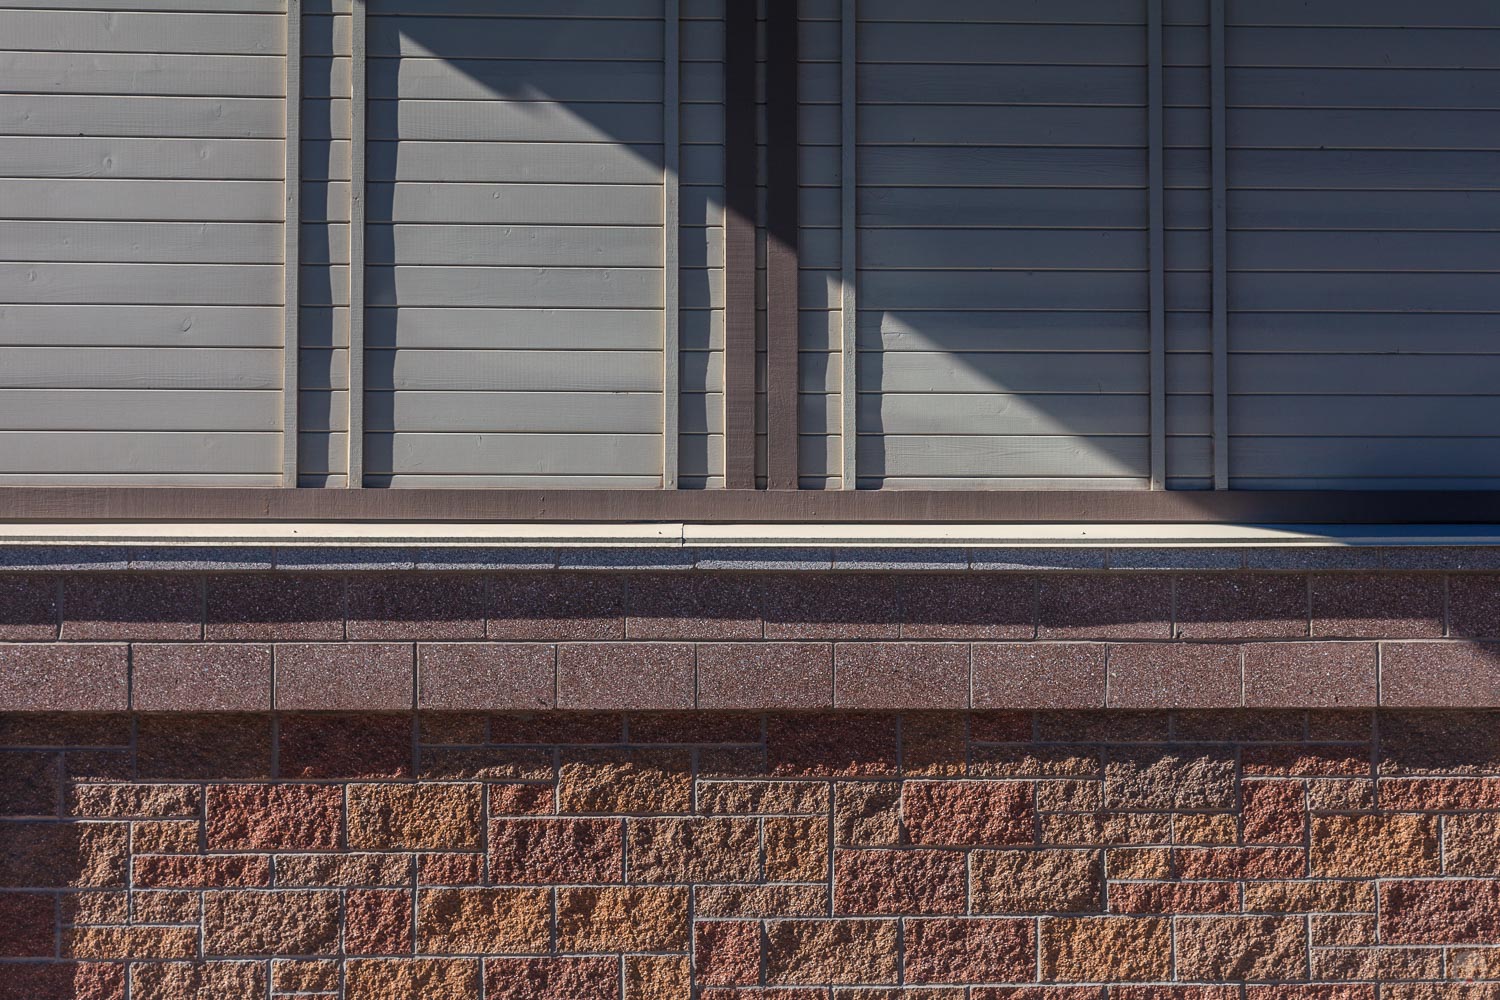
left=723, top=0, right=758, bottom=489
left=765, top=0, right=801, bottom=490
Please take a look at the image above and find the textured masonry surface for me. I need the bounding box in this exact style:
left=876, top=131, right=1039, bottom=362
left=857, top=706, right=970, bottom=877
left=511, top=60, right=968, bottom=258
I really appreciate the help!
left=3, top=710, right=1500, bottom=998
left=0, top=571, right=1498, bottom=711
left=3, top=567, right=1500, bottom=996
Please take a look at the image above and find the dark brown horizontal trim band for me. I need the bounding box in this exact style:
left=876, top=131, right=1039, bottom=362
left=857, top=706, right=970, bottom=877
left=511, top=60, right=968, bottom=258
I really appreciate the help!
left=0, top=488, right=1497, bottom=525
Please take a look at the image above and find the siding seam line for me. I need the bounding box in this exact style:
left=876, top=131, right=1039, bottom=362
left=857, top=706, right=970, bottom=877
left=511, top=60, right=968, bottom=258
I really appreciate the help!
left=1147, top=0, right=1167, bottom=490
left=662, top=0, right=681, bottom=490
left=282, top=0, right=301, bottom=486
left=346, top=0, right=366, bottom=488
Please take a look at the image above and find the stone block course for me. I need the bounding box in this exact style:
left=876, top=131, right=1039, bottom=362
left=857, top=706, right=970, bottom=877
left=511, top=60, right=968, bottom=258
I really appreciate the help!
left=3, top=570, right=1500, bottom=711
left=7, top=563, right=1500, bottom=994
left=1, top=709, right=1498, bottom=992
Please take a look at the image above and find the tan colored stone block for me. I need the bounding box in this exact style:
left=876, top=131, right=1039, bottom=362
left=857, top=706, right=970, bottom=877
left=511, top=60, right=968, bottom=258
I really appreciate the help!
left=1310, top=814, right=1439, bottom=877
left=557, top=750, right=692, bottom=815
left=65, top=926, right=198, bottom=960
left=1176, top=915, right=1308, bottom=981
left=764, top=919, right=899, bottom=986
left=203, top=890, right=340, bottom=957
left=972, top=849, right=1103, bottom=914
left=1445, top=813, right=1500, bottom=875
left=418, top=888, right=550, bottom=955
left=1041, top=917, right=1172, bottom=982
left=347, top=784, right=482, bottom=851
left=626, top=818, right=760, bottom=883
left=764, top=816, right=830, bottom=882
left=556, top=886, right=689, bottom=953
left=1243, top=880, right=1374, bottom=914
left=835, top=782, right=902, bottom=846
left=345, top=958, right=480, bottom=1000
left=625, top=955, right=691, bottom=1000
left=130, top=960, right=266, bottom=1000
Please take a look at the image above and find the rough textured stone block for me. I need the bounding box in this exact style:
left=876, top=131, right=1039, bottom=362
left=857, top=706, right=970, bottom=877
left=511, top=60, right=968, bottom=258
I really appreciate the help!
left=418, top=888, right=550, bottom=954
left=347, top=784, right=482, bottom=851
left=1041, top=917, right=1172, bottom=982
left=206, top=783, right=342, bottom=851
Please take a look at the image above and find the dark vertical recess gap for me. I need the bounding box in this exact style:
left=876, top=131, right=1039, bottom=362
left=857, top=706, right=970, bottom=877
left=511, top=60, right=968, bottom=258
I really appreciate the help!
left=765, top=0, right=801, bottom=490
left=723, top=0, right=758, bottom=489
left=1210, top=0, right=1230, bottom=489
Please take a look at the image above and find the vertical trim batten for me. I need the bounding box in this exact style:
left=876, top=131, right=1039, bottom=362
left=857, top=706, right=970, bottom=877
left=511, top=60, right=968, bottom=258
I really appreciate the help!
left=282, top=0, right=301, bottom=486
left=1146, top=0, right=1167, bottom=491
left=1210, top=0, right=1230, bottom=489
left=765, top=0, right=801, bottom=491
left=722, top=0, right=757, bottom=489
left=840, top=0, right=857, bottom=491
left=346, top=0, right=366, bottom=488
left=662, top=0, right=681, bottom=490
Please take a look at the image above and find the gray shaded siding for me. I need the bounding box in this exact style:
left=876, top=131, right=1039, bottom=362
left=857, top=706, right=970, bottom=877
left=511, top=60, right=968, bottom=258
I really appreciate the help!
left=0, top=0, right=289, bottom=485
left=1, top=0, right=1496, bottom=491
left=359, top=2, right=674, bottom=489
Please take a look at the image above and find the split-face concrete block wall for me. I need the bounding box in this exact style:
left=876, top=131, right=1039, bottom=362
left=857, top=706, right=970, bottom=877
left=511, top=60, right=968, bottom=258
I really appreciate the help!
left=3, top=551, right=1500, bottom=998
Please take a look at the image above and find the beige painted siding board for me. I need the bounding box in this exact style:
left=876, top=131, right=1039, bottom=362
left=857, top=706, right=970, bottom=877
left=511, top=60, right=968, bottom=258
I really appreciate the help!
left=0, top=179, right=283, bottom=219
left=0, top=305, right=282, bottom=347
left=0, top=430, right=281, bottom=473
left=0, top=10, right=285, bottom=54
left=0, top=347, right=282, bottom=389
left=364, top=432, right=662, bottom=477
left=0, top=137, right=286, bottom=180
left=0, top=222, right=285, bottom=263
left=0, top=50, right=288, bottom=96
left=0, top=389, right=282, bottom=430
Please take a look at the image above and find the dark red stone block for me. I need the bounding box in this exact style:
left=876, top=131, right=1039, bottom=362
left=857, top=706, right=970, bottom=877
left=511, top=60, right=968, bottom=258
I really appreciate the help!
left=900, top=574, right=1035, bottom=640
left=205, top=573, right=344, bottom=642
left=347, top=574, right=485, bottom=641
left=1243, top=642, right=1378, bottom=709
left=1381, top=642, right=1500, bottom=708
left=973, top=643, right=1107, bottom=709
left=1038, top=576, right=1172, bottom=640
left=555, top=643, right=694, bottom=711
left=0, top=645, right=127, bottom=712
left=834, top=642, right=969, bottom=709
left=1106, top=644, right=1241, bottom=709
left=418, top=643, right=555, bottom=711
left=762, top=574, right=900, bottom=640
left=60, top=575, right=199, bottom=641
left=1175, top=573, right=1308, bottom=640
left=132, top=643, right=271, bottom=712
left=489, top=574, right=624, bottom=641
left=275, top=643, right=414, bottom=711
left=625, top=573, right=762, bottom=640
left=1310, top=574, right=1443, bottom=639
left=696, top=643, right=833, bottom=710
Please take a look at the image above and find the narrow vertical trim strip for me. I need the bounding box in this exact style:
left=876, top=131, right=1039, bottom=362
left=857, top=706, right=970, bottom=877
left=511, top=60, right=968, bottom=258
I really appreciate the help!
left=282, top=0, right=301, bottom=486
left=840, top=0, right=857, bottom=490
left=765, top=0, right=801, bottom=491
left=1210, top=0, right=1230, bottom=489
left=347, top=0, right=366, bottom=488
left=722, top=0, right=757, bottom=490
left=662, top=0, right=681, bottom=490
left=1146, top=0, right=1167, bottom=491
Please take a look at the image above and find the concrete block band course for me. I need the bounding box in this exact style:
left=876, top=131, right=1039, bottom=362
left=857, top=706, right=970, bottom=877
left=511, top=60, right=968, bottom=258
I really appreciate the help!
left=3, top=566, right=1500, bottom=995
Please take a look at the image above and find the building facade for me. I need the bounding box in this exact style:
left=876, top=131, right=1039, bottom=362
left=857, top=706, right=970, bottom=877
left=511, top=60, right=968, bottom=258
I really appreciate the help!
left=2, top=1, right=1500, bottom=996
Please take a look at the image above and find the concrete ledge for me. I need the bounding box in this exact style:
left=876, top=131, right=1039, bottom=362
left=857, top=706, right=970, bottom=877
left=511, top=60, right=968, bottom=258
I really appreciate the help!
left=1, top=521, right=1500, bottom=571
left=0, top=568, right=1498, bottom=712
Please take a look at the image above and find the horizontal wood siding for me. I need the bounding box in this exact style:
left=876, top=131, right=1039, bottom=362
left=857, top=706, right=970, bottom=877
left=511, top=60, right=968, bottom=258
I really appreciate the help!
left=0, top=0, right=288, bottom=485
left=1223, top=2, right=1500, bottom=490
left=853, top=2, right=1154, bottom=490
left=0, top=0, right=1494, bottom=494
left=360, top=1, right=670, bottom=488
